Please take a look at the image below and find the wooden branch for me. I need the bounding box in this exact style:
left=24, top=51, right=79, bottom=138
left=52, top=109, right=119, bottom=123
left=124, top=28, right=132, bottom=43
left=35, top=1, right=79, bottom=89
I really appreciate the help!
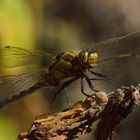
left=18, top=84, right=140, bottom=140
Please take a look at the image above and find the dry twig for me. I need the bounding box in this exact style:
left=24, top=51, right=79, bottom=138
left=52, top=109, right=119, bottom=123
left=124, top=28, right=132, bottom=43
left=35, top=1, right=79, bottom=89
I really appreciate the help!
left=18, top=84, right=140, bottom=140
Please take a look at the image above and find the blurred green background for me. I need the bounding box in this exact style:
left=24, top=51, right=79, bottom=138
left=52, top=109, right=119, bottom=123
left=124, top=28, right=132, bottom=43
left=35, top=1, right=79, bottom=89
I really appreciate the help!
left=0, top=0, right=140, bottom=140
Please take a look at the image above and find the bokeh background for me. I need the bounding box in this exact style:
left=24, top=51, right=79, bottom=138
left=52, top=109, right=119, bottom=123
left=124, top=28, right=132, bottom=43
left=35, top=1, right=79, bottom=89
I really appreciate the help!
left=0, top=0, right=140, bottom=140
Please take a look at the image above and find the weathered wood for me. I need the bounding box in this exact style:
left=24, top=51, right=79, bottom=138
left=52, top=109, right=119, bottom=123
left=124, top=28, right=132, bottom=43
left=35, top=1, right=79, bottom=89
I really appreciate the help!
left=18, top=85, right=140, bottom=140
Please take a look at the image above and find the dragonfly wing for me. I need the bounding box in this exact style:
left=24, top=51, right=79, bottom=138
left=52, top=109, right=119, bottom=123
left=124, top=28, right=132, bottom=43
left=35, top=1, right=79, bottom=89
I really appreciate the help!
left=0, top=46, right=55, bottom=68
left=0, top=70, right=45, bottom=99
left=98, top=53, right=140, bottom=63
left=81, top=31, right=140, bottom=51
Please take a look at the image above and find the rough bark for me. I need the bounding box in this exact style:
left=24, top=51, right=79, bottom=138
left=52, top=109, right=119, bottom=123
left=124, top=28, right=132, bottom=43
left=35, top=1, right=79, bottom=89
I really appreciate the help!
left=18, top=84, right=140, bottom=140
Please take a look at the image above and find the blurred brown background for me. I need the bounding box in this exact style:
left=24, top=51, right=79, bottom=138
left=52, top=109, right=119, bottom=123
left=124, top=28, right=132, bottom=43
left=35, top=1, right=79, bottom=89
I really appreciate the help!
left=0, top=0, right=140, bottom=140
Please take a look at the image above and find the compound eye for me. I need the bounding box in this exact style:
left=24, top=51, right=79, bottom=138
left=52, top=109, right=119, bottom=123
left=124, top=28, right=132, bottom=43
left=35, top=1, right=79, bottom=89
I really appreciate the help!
left=79, top=51, right=89, bottom=63
left=84, top=52, right=89, bottom=62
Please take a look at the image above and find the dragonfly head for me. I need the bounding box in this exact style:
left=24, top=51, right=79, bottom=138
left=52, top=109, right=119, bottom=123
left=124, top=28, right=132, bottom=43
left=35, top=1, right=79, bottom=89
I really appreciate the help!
left=78, top=50, right=99, bottom=69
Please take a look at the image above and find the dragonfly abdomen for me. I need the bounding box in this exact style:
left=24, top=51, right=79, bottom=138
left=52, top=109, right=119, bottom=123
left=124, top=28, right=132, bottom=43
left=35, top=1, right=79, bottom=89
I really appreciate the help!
left=0, top=82, right=43, bottom=108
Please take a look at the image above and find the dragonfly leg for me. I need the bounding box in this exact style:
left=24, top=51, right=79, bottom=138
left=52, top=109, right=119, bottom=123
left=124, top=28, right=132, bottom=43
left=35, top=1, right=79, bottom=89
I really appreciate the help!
left=49, top=77, right=80, bottom=114
left=80, top=75, right=96, bottom=98
left=89, top=78, right=111, bottom=83
left=89, top=70, right=113, bottom=81
left=64, top=88, right=72, bottom=108
left=83, top=72, right=99, bottom=92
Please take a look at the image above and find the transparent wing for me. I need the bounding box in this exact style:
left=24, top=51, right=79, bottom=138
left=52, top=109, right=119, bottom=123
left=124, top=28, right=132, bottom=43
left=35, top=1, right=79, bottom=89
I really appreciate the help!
left=81, top=31, right=140, bottom=51
left=0, top=46, right=55, bottom=68
left=0, top=70, right=46, bottom=99
left=98, top=53, right=140, bottom=63
left=93, top=52, right=140, bottom=85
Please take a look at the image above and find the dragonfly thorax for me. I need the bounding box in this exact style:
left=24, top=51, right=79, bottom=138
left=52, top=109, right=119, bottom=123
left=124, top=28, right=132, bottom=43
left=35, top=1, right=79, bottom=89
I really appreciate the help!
left=78, top=50, right=99, bottom=69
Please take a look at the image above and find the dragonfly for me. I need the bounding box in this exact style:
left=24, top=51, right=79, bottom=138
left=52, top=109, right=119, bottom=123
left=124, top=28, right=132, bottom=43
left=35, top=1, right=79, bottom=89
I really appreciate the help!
left=0, top=31, right=140, bottom=109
